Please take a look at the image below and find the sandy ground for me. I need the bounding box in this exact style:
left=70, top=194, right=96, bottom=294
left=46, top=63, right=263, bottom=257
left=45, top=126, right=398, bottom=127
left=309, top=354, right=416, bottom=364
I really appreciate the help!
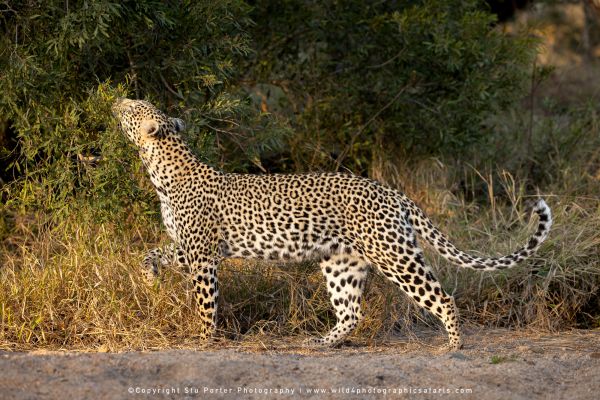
left=0, top=329, right=598, bottom=400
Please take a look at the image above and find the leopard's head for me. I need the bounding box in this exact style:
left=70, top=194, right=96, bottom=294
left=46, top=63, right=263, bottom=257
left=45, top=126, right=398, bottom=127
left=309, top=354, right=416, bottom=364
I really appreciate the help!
left=112, top=98, right=186, bottom=148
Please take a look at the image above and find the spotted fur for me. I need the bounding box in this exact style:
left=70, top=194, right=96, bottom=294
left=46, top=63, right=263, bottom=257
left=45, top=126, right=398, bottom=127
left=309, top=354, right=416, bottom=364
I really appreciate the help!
left=113, top=98, right=552, bottom=350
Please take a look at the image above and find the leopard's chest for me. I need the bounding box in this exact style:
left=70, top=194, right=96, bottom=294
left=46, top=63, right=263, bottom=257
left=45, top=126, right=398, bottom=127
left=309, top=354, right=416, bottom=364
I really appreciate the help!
left=158, top=192, right=178, bottom=242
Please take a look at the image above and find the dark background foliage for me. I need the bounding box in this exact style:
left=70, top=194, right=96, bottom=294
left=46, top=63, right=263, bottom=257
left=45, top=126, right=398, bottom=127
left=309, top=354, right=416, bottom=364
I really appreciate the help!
left=247, top=0, right=535, bottom=173
left=0, top=0, right=536, bottom=219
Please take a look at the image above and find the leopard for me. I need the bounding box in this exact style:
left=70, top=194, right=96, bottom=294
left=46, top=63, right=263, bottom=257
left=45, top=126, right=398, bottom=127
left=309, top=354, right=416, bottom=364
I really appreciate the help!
left=112, top=97, right=552, bottom=351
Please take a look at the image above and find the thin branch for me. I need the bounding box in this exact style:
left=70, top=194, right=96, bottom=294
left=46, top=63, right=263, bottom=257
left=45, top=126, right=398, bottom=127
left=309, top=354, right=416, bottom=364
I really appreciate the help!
left=334, top=82, right=413, bottom=171
left=126, top=48, right=139, bottom=98
left=525, top=57, right=537, bottom=178
left=160, top=72, right=184, bottom=101
left=366, top=50, right=405, bottom=70
left=201, top=115, right=240, bottom=127
left=206, top=124, right=234, bottom=136
left=0, top=1, right=16, bottom=13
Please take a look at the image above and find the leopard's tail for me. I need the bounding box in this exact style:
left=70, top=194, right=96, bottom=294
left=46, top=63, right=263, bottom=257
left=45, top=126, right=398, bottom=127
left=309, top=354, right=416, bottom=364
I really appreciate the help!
left=404, top=198, right=552, bottom=271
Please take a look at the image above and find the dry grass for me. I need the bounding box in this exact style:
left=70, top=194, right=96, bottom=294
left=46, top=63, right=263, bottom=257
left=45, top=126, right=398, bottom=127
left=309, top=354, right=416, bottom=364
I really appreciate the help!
left=1, top=160, right=598, bottom=352
left=2, top=61, right=599, bottom=351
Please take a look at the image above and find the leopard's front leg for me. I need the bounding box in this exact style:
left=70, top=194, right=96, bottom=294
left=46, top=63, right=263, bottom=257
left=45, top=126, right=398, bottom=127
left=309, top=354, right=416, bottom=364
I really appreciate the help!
left=176, top=246, right=221, bottom=340
left=141, top=243, right=177, bottom=284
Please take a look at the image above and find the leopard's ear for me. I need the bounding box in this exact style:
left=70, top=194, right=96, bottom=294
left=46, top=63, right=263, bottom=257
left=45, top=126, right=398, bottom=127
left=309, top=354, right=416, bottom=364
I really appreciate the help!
left=141, top=119, right=160, bottom=136
left=171, top=118, right=186, bottom=133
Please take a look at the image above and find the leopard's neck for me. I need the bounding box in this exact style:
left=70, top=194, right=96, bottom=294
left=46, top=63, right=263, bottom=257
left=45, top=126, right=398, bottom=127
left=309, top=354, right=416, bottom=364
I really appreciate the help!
left=139, top=136, right=221, bottom=193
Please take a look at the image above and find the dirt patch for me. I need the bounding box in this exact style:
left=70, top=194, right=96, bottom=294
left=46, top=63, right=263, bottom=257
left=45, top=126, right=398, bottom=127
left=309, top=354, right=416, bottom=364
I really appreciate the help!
left=0, top=329, right=598, bottom=399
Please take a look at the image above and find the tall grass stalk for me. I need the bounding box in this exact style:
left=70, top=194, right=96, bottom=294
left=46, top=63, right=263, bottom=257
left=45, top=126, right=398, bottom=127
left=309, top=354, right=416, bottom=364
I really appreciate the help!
left=1, top=163, right=597, bottom=351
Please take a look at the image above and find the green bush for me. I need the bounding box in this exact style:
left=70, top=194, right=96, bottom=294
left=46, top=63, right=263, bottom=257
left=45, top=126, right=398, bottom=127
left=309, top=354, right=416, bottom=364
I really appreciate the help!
left=0, top=0, right=288, bottom=223
left=248, top=0, right=537, bottom=173
left=0, top=0, right=538, bottom=221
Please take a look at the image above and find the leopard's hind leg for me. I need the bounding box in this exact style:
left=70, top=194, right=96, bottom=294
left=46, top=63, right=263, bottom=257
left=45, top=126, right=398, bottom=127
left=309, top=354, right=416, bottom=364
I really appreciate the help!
left=360, top=218, right=463, bottom=351
left=305, top=254, right=369, bottom=347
